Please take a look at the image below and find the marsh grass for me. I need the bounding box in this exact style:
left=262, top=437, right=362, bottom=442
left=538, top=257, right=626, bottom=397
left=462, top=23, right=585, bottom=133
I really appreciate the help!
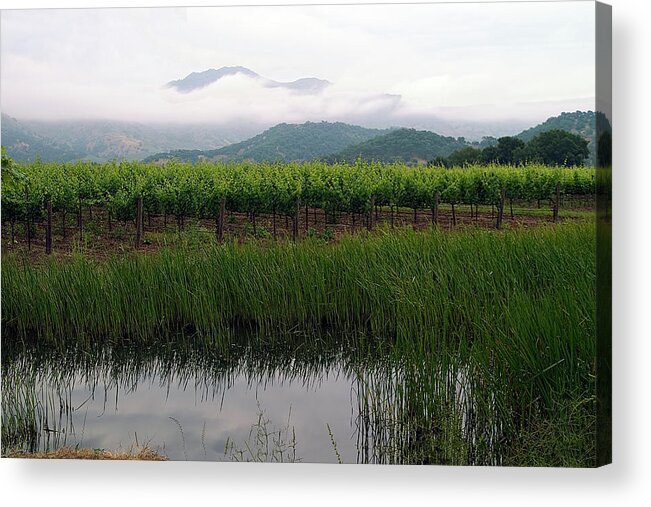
left=3, top=222, right=594, bottom=346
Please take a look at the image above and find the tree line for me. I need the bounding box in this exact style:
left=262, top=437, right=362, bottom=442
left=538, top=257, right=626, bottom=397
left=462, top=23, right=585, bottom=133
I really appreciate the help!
left=429, top=129, right=590, bottom=168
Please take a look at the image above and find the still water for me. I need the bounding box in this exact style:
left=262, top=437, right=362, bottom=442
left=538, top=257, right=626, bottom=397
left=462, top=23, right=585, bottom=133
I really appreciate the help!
left=4, top=340, right=444, bottom=464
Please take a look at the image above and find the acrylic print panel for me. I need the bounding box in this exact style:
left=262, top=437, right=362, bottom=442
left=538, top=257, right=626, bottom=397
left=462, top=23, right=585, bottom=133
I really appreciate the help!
left=0, top=1, right=611, bottom=466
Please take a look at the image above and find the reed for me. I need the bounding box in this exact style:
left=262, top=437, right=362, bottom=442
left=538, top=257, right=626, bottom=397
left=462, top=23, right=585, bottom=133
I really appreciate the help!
left=2, top=221, right=595, bottom=347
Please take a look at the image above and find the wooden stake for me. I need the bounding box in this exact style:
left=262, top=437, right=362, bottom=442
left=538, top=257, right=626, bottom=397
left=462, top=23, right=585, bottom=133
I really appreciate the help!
left=273, top=205, right=277, bottom=240
left=496, top=188, right=506, bottom=229
left=432, top=191, right=440, bottom=226
left=135, top=196, right=143, bottom=248
left=293, top=200, right=300, bottom=241
left=305, top=203, right=309, bottom=231
left=216, top=196, right=226, bottom=242
left=78, top=197, right=82, bottom=233
left=45, top=197, right=53, bottom=254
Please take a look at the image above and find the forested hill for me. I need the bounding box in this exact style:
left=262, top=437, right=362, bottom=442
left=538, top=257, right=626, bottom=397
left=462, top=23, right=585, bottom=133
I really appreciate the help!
left=324, top=128, right=469, bottom=164
left=144, top=122, right=386, bottom=163
left=1, top=114, right=84, bottom=162
left=516, top=110, right=609, bottom=164
left=516, top=111, right=597, bottom=143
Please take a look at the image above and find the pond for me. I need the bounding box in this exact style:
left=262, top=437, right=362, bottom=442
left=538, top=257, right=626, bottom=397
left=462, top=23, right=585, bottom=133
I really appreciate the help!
left=3, top=337, right=481, bottom=464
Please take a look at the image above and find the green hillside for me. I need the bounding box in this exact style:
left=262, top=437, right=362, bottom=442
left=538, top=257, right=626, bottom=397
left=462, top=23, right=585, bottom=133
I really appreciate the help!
left=517, top=111, right=596, bottom=142
left=145, top=122, right=385, bottom=163
left=325, top=128, right=468, bottom=164
left=516, top=110, right=609, bottom=164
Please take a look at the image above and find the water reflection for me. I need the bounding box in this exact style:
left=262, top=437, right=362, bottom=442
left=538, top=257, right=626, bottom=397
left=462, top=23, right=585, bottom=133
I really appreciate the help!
left=2, top=336, right=499, bottom=464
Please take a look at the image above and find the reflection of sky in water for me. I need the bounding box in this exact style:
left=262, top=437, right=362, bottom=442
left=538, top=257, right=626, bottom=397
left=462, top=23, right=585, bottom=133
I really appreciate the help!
left=34, top=367, right=359, bottom=463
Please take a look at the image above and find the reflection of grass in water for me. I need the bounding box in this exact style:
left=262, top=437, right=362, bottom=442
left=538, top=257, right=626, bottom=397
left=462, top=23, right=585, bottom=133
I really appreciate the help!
left=327, top=423, right=343, bottom=464
left=224, top=404, right=299, bottom=463
left=168, top=416, right=187, bottom=461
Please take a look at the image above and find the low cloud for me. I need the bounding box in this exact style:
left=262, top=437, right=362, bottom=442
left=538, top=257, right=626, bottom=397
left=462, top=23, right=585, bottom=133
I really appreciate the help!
left=2, top=68, right=403, bottom=125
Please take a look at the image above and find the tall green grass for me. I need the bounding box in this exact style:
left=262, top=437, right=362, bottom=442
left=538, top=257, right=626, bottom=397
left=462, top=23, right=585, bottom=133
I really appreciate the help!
left=3, top=222, right=595, bottom=347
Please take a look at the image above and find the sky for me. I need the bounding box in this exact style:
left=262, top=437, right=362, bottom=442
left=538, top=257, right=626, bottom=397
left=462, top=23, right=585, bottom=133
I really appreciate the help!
left=0, top=2, right=596, bottom=126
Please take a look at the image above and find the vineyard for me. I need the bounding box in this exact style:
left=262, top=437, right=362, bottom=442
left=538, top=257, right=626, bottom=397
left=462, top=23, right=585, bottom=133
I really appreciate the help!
left=2, top=160, right=595, bottom=253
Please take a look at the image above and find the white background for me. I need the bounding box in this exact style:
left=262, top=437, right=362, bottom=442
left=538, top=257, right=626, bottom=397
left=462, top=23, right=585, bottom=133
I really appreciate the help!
left=0, top=1, right=649, bottom=506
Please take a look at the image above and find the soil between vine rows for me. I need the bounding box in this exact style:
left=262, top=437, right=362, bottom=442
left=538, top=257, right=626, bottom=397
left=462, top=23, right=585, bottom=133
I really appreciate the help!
left=1, top=197, right=594, bottom=264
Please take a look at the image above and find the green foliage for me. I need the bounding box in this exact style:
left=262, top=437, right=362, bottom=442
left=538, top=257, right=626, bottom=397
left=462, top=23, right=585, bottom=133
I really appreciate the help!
left=433, top=130, right=591, bottom=168
left=524, top=129, right=589, bottom=167
left=1, top=146, right=26, bottom=192
left=328, top=128, right=468, bottom=164
left=516, top=110, right=598, bottom=143
left=439, top=146, right=482, bottom=167
left=1, top=160, right=594, bottom=229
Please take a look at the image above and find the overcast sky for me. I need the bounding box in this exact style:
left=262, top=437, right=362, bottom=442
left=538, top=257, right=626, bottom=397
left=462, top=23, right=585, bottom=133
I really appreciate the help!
left=0, top=2, right=596, bottom=125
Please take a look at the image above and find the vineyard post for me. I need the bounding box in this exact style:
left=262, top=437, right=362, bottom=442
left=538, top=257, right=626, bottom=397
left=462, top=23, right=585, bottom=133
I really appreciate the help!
left=272, top=204, right=277, bottom=240
left=135, top=196, right=143, bottom=248
left=78, top=197, right=82, bottom=234
left=432, top=191, right=440, bottom=226
left=496, top=188, right=506, bottom=229
left=452, top=202, right=457, bottom=226
left=45, top=197, right=53, bottom=254
left=368, top=195, right=375, bottom=231
left=62, top=210, right=66, bottom=239
left=25, top=187, right=31, bottom=251
left=293, top=199, right=300, bottom=241
left=305, top=203, right=309, bottom=231
left=216, top=196, right=226, bottom=242
left=553, top=181, right=561, bottom=222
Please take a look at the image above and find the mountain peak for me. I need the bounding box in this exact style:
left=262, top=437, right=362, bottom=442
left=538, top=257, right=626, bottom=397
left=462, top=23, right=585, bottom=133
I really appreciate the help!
left=165, top=67, right=330, bottom=94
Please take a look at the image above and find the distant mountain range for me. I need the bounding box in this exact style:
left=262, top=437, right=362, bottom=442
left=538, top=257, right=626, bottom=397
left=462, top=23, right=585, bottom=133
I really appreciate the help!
left=1, top=114, right=83, bottom=162
left=145, top=111, right=601, bottom=165
left=0, top=114, right=261, bottom=162
left=166, top=66, right=331, bottom=95
left=2, top=110, right=602, bottom=165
